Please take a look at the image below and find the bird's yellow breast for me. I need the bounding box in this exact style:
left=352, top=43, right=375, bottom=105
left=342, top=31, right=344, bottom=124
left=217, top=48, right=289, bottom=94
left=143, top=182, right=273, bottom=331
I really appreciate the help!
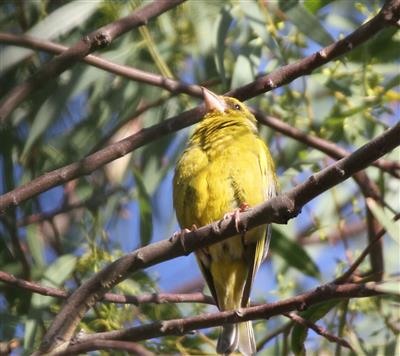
left=173, top=113, right=275, bottom=233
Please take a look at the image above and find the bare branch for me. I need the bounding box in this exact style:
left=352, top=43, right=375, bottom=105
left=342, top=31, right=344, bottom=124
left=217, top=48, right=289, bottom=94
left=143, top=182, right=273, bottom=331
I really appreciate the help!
left=58, top=340, right=154, bottom=356
left=61, top=283, right=381, bottom=351
left=334, top=213, right=400, bottom=284
left=0, top=269, right=214, bottom=305
left=16, top=187, right=124, bottom=227
left=297, top=220, right=366, bottom=245
left=256, top=322, right=293, bottom=351
left=0, top=32, right=201, bottom=98
left=0, top=0, right=187, bottom=124
left=36, top=123, right=400, bottom=354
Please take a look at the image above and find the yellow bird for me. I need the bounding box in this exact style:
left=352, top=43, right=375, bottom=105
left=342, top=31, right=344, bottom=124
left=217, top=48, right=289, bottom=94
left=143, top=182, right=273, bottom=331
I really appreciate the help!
left=173, top=88, right=278, bottom=355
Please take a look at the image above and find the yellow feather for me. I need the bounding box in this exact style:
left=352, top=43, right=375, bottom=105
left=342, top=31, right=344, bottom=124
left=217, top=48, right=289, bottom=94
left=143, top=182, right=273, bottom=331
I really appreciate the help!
left=173, top=89, right=278, bottom=355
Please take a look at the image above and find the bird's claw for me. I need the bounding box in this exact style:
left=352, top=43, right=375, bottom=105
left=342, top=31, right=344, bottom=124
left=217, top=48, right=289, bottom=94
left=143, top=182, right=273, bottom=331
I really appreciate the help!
left=223, top=203, right=250, bottom=234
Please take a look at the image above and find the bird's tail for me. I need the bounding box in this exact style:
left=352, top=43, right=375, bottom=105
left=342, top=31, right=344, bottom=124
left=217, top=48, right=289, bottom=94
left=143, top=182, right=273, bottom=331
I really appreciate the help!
left=217, top=321, right=256, bottom=355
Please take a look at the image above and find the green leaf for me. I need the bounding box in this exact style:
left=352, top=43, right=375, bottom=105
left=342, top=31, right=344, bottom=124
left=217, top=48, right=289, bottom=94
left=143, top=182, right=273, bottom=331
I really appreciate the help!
left=22, top=65, right=87, bottom=158
left=213, top=5, right=233, bottom=88
left=1, top=1, right=101, bottom=71
left=231, top=55, right=254, bottom=89
left=239, top=1, right=268, bottom=42
left=291, top=300, right=340, bottom=355
left=348, top=27, right=400, bottom=63
left=22, top=84, right=65, bottom=158
left=279, top=0, right=334, bottom=47
left=30, top=255, right=76, bottom=310
left=367, top=198, right=400, bottom=244
left=24, top=318, right=39, bottom=352
left=26, top=225, right=45, bottom=269
left=133, top=169, right=153, bottom=246
left=304, top=0, right=335, bottom=13
left=271, top=226, right=320, bottom=278
left=43, top=254, right=77, bottom=286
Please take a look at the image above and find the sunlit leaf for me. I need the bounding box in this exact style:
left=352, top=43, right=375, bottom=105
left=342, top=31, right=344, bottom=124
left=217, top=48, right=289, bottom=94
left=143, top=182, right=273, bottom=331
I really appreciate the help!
left=26, top=225, right=45, bottom=269
left=213, top=5, right=233, bottom=88
left=367, top=198, right=400, bottom=244
left=304, top=0, right=335, bottom=13
left=24, top=318, right=40, bottom=352
left=231, top=55, right=254, bottom=89
left=279, top=0, right=334, bottom=47
left=43, top=254, right=77, bottom=286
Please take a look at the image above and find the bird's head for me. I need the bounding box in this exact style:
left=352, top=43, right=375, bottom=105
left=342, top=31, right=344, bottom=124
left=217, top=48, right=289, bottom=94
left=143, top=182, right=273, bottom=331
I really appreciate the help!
left=201, top=87, right=258, bottom=131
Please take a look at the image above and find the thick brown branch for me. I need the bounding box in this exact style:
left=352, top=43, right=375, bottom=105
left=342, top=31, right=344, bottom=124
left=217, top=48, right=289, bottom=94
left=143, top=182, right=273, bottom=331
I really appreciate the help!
left=0, top=0, right=186, bottom=124
left=36, top=123, right=400, bottom=354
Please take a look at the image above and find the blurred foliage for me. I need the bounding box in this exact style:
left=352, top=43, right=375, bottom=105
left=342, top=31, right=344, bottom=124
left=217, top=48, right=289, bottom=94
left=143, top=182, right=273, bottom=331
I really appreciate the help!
left=0, top=0, right=399, bottom=354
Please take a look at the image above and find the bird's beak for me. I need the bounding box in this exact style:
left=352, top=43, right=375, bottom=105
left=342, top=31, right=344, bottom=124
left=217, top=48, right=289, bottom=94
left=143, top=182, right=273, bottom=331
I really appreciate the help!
left=202, top=87, right=227, bottom=113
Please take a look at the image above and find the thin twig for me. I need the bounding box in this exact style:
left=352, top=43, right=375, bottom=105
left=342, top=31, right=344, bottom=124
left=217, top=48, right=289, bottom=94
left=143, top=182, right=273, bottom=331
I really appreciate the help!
left=333, top=213, right=400, bottom=284
left=0, top=32, right=202, bottom=98
left=283, top=312, right=354, bottom=351
left=256, top=321, right=293, bottom=351
left=297, top=220, right=366, bottom=245
left=16, top=187, right=124, bottom=227
left=59, top=340, right=154, bottom=356
left=0, top=269, right=214, bottom=305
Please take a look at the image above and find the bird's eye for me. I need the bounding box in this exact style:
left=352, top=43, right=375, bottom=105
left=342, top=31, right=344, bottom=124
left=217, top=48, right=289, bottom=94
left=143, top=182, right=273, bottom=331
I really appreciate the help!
left=234, top=104, right=241, bottom=110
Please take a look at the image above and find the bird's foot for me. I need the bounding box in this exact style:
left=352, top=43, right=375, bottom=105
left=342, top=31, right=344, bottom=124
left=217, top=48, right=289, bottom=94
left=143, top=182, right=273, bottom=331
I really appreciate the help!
left=171, top=225, right=197, bottom=253
left=223, top=203, right=250, bottom=234
left=172, top=224, right=198, bottom=238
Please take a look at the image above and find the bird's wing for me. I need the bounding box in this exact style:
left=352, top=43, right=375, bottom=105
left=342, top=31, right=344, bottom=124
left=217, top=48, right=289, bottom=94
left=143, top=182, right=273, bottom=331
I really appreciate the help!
left=196, top=252, right=220, bottom=306
left=173, top=145, right=221, bottom=303
left=242, top=139, right=278, bottom=307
